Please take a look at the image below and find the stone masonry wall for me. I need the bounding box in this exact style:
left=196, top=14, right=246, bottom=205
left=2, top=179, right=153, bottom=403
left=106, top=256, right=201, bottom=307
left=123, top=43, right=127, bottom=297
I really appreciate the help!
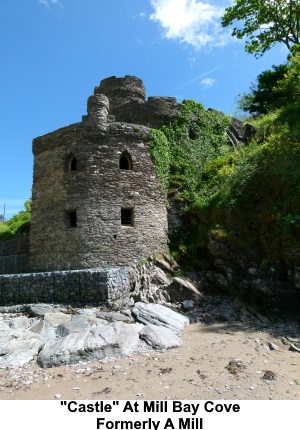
left=30, top=104, right=168, bottom=271
left=0, top=267, right=130, bottom=307
left=0, top=237, right=30, bottom=274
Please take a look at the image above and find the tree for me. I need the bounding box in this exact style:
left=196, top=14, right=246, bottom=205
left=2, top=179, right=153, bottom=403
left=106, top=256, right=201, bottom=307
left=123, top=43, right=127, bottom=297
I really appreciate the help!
left=237, top=63, right=288, bottom=114
left=221, top=0, right=300, bottom=57
left=237, top=45, right=300, bottom=115
left=275, top=45, right=300, bottom=100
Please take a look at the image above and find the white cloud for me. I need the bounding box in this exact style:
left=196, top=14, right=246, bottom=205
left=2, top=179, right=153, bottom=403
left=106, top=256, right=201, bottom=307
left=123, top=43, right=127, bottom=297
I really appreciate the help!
left=149, top=0, right=232, bottom=50
left=201, top=77, right=215, bottom=87
left=38, top=0, right=63, bottom=8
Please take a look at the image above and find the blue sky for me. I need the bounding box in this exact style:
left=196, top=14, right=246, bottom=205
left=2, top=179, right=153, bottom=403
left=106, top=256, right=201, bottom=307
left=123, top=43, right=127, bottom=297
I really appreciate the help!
left=0, top=0, right=288, bottom=218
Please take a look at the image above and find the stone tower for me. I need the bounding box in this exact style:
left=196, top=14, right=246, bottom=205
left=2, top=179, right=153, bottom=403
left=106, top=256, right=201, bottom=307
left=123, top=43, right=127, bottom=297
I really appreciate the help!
left=30, top=76, right=169, bottom=272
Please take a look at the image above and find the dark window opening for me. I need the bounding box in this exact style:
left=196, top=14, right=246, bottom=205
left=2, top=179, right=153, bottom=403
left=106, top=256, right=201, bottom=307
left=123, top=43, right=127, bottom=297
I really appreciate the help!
left=70, top=156, right=77, bottom=171
left=65, top=154, right=78, bottom=172
left=65, top=211, right=77, bottom=228
left=119, top=152, right=132, bottom=170
left=121, top=208, right=133, bottom=226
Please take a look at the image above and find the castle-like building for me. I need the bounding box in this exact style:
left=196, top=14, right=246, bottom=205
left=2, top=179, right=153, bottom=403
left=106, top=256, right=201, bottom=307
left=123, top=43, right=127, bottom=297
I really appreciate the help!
left=29, top=76, right=176, bottom=272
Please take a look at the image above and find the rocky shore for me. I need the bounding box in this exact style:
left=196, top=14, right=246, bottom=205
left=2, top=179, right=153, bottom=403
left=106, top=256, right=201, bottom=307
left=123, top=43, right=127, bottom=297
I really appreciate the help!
left=0, top=293, right=299, bottom=400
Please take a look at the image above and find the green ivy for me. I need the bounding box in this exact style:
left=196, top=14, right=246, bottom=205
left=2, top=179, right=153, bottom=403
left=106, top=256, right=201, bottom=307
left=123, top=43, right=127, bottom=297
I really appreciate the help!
left=149, top=129, right=170, bottom=195
left=150, top=100, right=232, bottom=207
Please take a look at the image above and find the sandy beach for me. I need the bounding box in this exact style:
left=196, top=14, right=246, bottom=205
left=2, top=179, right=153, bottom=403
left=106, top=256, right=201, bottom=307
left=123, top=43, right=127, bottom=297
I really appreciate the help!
left=1, top=319, right=299, bottom=401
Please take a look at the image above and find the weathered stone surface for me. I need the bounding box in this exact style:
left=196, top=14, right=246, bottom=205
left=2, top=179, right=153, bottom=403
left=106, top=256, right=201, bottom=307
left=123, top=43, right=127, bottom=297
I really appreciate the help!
left=139, top=324, right=182, bottom=350
left=0, top=329, right=44, bottom=368
left=56, top=316, right=92, bottom=337
left=132, top=302, right=189, bottom=334
left=0, top=321, right=9, bottom=330
left=166, top=277, right=202, bottom=303
left=28, top=304, right=58, bottom=317
left=37, top=321, right=141, bottom=368
left=29, top=320, right=57, bottom=343
left=96, top=311, right=134, bottom=324
left=30, top=77, right=169, bottom=274
left=44, top=312, right=71, bottom=327
left=151, top=267, right=171, bottom=286
left=8, top=316, right=32, bottom=330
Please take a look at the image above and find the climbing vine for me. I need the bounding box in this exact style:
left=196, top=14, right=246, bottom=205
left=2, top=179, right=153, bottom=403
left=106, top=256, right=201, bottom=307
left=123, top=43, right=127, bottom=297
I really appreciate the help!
left=150, top=100, right=232, bottom=206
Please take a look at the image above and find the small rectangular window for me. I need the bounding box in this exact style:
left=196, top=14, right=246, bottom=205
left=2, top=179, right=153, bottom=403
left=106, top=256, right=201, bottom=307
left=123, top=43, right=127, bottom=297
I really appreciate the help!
left=121, top=208, right=133, bottom=226
left=65, top=211, right=77, bottom=228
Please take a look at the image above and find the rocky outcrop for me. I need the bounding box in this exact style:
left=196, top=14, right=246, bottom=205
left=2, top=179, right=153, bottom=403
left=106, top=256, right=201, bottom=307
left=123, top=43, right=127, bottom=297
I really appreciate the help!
left=166, top=277, right=202, bottom=303
left=139, top=324, right=182, bottom=350
left=0, top=303, right=189, bottom=368
left=37, top=322, right=142, bottom=368
left=132, top=302, right=189, bottom=334
left=0, top=330, right=44, bottom=368
left=204, top=231, right=300, bottom=320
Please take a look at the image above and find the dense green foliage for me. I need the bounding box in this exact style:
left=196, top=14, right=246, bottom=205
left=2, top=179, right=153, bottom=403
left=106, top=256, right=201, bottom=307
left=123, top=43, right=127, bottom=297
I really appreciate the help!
left=0, top=200, right=31, bottom=240
left=237, top=64, right=288, bottom=115
left=222, top=0, right=300, bottom=57
left=238, top=46, right=300, bottom=116
left=151, top=48, right=300, bottom=264
left=150, top=101, right=232, bottom=205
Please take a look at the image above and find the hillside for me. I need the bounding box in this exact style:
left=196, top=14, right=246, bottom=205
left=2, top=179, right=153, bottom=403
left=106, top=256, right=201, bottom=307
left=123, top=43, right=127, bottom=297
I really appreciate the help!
left=149, top=48, right=300, bottom=321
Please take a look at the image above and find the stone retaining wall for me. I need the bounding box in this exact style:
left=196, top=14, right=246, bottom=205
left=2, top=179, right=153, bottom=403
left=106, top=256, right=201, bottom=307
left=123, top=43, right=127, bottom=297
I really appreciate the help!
left=0, top=267, right=130, bottom=307
left=0, top=237, right=30, bottom=274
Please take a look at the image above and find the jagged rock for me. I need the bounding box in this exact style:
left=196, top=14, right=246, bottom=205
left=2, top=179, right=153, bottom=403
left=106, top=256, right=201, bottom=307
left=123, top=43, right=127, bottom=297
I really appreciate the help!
left=29, top=320, right=57, bottom=343
left=206, top=271, right=234, bottom=294
left=154, top=259, right=173, bottom=274
left=8, top=316, right=32, bottom=330
left=56, top=316, right=92, bottom=337
left=44, top=312, right=71, bottom=327
left=269, top=342, right=280, bottom=351
left=84, top=315, right=109, bottom=326
left=151, top=268, right=171, bottom=286
left=28, top=304, right=58, bottom=318
left=132, top=302, right=189, bottom=334
left=37, top=321, right=141, bottom=368
left=0, top=321, right=9, bottom=330
left=166, top=277, right=202, bottom=303
left=0, top=329, right=44, bottom=368
left=76, top=308, right=98, bottom=316
left=96, top=311, right=134, bottom=324
left=139, top=324, right=182, bottom=350
left=289, top=343, right=300, bottom=353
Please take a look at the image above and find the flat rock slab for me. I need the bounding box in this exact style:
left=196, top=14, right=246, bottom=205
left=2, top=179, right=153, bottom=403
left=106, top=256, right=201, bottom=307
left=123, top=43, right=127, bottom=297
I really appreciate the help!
left=56, top=316, right=92, bottom=337
left=37, top=321, right=141, bottom=368
left=96, top=311, right=134, bottom=324
left=139, top=324, right=182, bottom=350
left=132, top=302, right=189, bottom=334
left=28, top=304, right=59, bottom=318
left=44, top=312, right=71, bottom=327
left=0, top=329, right=44, bottom=368
left=166, top=277, right=202, bottom=302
